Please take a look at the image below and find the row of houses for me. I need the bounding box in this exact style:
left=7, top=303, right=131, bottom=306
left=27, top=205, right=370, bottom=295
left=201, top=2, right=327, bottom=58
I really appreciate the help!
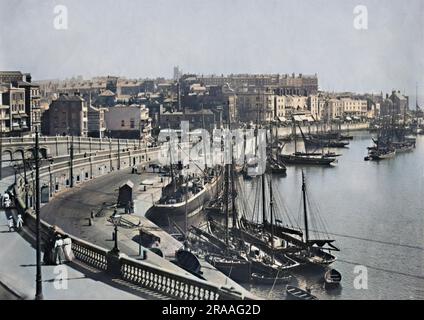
left=0, top=71, right=41, bottom=136
left=41, top=92, right=151, bottom=139
left=235, top=90, right=373, bottom=123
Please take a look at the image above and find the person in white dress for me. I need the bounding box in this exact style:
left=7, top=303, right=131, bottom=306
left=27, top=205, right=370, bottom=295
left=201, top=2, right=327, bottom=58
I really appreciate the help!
left=16, top=214, right=23, bottom=230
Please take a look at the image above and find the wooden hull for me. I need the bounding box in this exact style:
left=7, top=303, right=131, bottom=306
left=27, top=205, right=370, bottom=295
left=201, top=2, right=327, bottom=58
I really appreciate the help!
left=205, top=254, right=252, bottom=283
left=251, top=272, right=291, bottom=285
left=369, top=150, right=396, bottom=160
left=286, top=285, right=318, bottom=300
left=324, top=269, right=342, bottom=289
left=279, top=154, right=336, bottom=166
left=145, top=174, right=222, bottom=227
left=305, top=138, right=349, bottom=148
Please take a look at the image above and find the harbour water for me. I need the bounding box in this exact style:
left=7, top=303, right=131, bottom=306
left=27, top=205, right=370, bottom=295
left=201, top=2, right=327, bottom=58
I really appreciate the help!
left=243, top=131, right=424, bottom=300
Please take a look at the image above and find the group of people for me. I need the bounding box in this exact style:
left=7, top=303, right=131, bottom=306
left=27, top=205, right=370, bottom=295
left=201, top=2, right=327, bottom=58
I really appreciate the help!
left=7, top=213, right=24, bottom=232
left=43, top=226, right=75, bottom=265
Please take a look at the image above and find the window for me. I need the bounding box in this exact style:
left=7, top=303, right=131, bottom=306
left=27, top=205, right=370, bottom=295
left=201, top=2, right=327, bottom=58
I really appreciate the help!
left=130, top=118, right=135, bottom=128
left=121, top=120, right=125, bottom=127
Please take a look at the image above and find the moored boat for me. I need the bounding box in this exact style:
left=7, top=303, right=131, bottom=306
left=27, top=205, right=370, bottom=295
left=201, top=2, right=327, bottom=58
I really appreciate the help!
left=205, top=254, right=252, bottom=283
left=146, top=169, right=222, bottom=227
left=279, top=153, right=336, bottom=166
left=286, top=285, right=318, bottom=300
left=251, top=272, right=292, bottom=285
left=324, top=268, right=342, bottom=289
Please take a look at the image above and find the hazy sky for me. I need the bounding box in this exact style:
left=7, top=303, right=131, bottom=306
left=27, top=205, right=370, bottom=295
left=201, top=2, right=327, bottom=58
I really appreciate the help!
left=0, top=0, right=423, bottom=99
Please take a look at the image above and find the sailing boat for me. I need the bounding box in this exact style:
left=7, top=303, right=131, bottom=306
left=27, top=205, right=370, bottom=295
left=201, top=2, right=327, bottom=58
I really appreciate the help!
left=283, top=172, right=338, bottom=266
left=267, top=123, right=287, bottom=174
left=145, top=137, right=223, bottom=228
left=241, top=170, right=339, bottom=267
left=365, top=103, right=414, bottom=160
left=279, top=117, right=337, bottom=166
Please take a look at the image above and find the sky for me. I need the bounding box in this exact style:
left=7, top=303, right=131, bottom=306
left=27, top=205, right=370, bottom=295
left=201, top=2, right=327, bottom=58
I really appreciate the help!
left=0, top=0, right=423, bottom=102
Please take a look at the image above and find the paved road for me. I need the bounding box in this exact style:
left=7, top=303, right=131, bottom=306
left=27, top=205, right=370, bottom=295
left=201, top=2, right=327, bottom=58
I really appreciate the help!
left=39, top=166, right=256, bottom=298
left=39, top=166, right=201, bottom=278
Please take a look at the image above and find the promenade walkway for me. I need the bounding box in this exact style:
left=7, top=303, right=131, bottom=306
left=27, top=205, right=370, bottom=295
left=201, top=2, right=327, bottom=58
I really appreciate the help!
left=0, top=176, right=166, bottom=300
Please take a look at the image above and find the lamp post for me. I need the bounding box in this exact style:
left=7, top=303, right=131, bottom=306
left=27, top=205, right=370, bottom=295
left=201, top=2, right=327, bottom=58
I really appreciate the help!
left=0, top=120, right=3, bottom=180
left=110, top=214, right=121, bottom=255
left=69, top=135, right=74, bottom=188
left=34, top=127, right=43, bottom=300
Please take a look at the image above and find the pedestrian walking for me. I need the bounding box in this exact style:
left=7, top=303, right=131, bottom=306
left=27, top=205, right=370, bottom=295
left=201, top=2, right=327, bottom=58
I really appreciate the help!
left=7, top=216, right=14, bottom=232
left=15, top=214, right=23, bottom=230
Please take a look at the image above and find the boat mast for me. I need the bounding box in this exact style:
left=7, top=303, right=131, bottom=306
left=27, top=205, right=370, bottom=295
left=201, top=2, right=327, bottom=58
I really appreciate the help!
left=167, top=122, right=176, bottom=193
left=293, top=118, right=297, bottom=154
left=229, top=100, right=237, bottom=229
left=302, top=171, right=309, bottom=246
left=184, top=175, right=189, bottom=234
left=224, top=100, right=232, bottom=245
left=416, top=82, right=419, bottom=134
left=262, top=172, right=267, bottom=225
left=201, top=103, right=208, bottom=171
left=269, top=173, right=275, bottom=263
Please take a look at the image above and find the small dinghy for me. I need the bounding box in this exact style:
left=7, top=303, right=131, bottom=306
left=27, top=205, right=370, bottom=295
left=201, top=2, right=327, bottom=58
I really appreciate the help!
left=324, top=269, right=342, bottom=289
left=251, top=272, right=292, bottom=285
left=286, top=285, right=318, bottom=300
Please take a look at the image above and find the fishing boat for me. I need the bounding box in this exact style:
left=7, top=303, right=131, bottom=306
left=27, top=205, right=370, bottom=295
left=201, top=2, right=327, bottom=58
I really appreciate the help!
left=279, top=153, right=336, bottom=165
left=286, top=285, right=318, bottom=300
left=240, top=171, right=339, bottom=267
left=267, top=123, right=287, bottom=174
left=368, top=148, right=396, bottom=160
left=304, top=136, right=349, bottom=148
left=324, top=268, right=342, bottom=289
left=205, top=253, right=252, bottom=283
left=251, top=272, right=291, bottom=285
left=279, top=119, right=337, bottom=166
left=393, top=142, right=414, bottom=153
left=366, top=107, right=416, bottom=160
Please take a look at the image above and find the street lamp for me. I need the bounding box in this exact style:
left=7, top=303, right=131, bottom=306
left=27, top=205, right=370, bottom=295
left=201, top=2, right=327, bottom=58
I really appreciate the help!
left=110, top=214, right=121, bottom=255
left=34, top=127, right=43, bottom=300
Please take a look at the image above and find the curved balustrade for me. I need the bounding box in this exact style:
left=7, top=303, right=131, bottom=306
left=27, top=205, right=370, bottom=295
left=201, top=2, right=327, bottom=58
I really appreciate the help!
left=120, top=256, right=225, bottom=300
left=71, top=237, right=108, bottom=271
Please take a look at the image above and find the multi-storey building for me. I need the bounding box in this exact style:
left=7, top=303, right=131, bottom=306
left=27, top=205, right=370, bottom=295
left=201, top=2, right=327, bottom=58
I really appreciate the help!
left=236, top=91, right=275, bottom=123
left=0, top=71, right=39, bottom=135
left=48, top=93, right=88, bottom=136
left=199, top=73, right=318, bottom=95
left=340, top=98, right=368, bottom=117
left=325, top=99, right=344, bottom=120
left=1, top=85, right=28, bottom=134
left=104, top=104, right=151, bottom=139
left=87, top=105, right=106, bottom=138
left=0, top=87, right=9, bottom=134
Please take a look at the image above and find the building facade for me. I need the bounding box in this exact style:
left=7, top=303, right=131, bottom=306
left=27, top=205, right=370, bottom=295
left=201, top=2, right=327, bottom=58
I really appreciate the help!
left=48, top=93, right=88, bottom=136
left=104, top=104, right=151, bottom=139
left=87, top=105, right=106, bottom=138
